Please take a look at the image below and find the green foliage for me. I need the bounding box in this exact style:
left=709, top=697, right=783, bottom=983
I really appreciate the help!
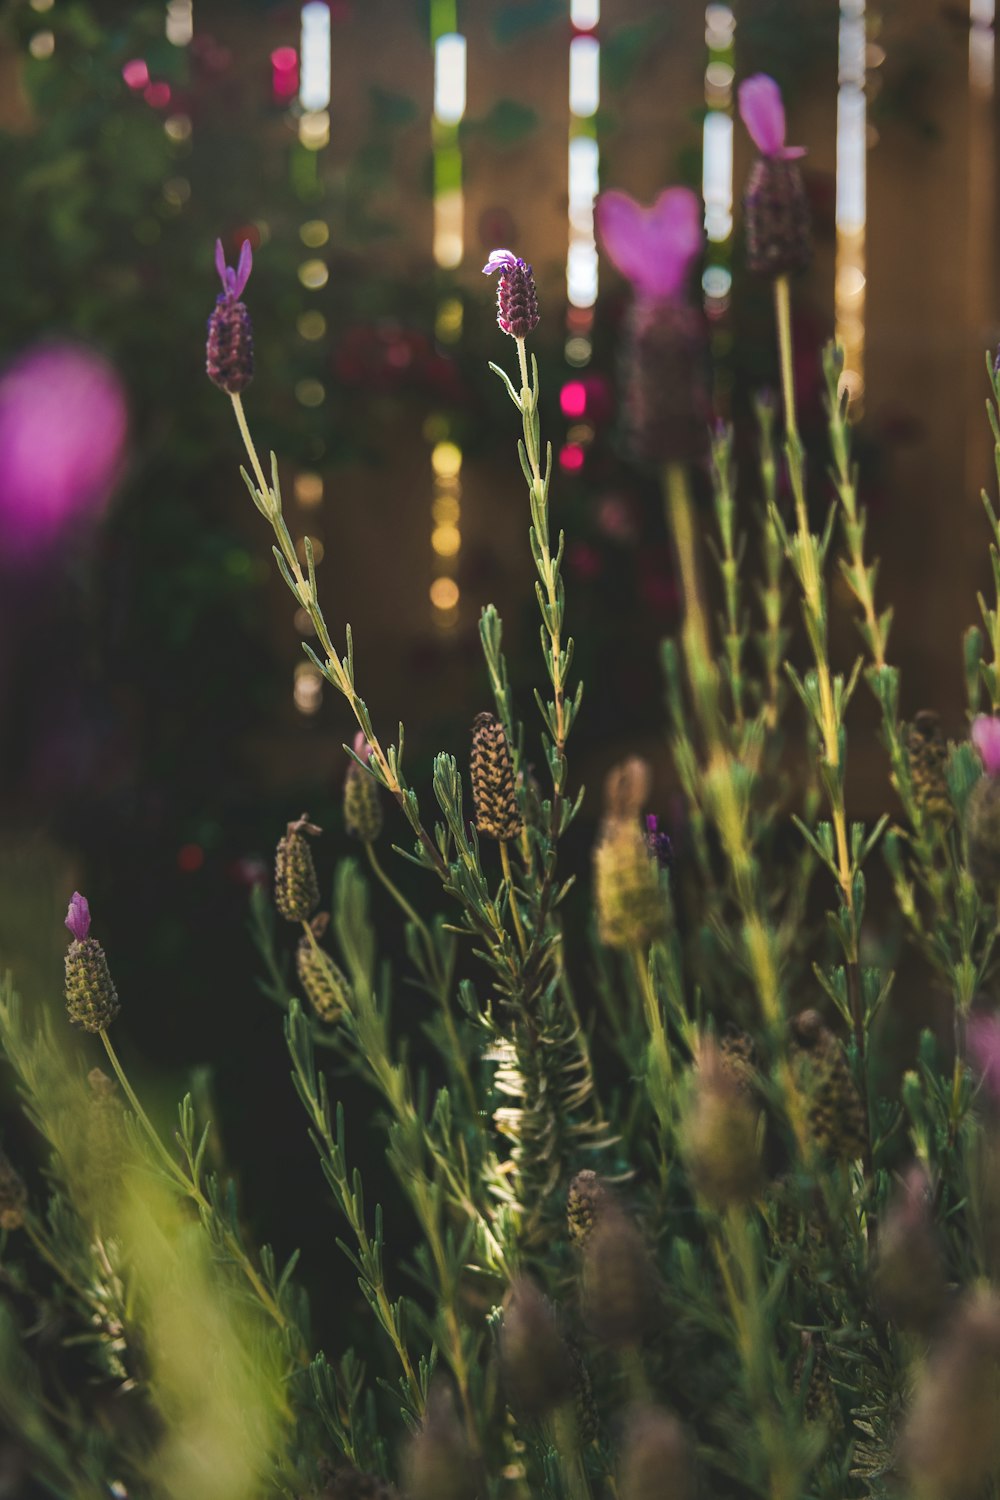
left=6, top=51, right=1000, bottom=1500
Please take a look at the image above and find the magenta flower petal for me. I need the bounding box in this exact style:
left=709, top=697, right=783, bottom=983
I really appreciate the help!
left=973, top=715, right=1000, bottom=778
left=482, top=248, right=521, bottom=276
left=595, top=187, right=703, bottom=302
left=0, top=343, right=128, bottom=563
left=214, top=237, right=227, bottom=288
left=738, top=73, right=805, bottom=159
left=968, top=1013, right=1000, bottom=1099
left=65, top=892, right=91, bottom=943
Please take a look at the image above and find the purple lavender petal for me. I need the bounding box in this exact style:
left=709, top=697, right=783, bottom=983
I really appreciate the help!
left=973, top=715, right=1000, bottom=778
left=234, top=239, right=253, bottom=298
left=738, top=74, right=806, bottom=158
left=482, top=249, right=520, bottom=276
left=595, top=187, right=703, bottom=301
left=215, top=238, right=228, bottom=291
left=65, top=891, right=91, bottom=942
left=968, top=1013, right=1000, bottom=1099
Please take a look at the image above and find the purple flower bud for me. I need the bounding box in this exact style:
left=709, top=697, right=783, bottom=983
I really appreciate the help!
left=206, top=238, right=255, bottom=394
left=65, top=891, right=91, bottom=943
left=482, top=249, right=539, bottom=339
left=645, top=815, right=673, bottom=868
left=595, top=188, right=703, bottom=303
left=973, top=715, right=1000, bottom=778
left=738, top=74, right=806, bottom=160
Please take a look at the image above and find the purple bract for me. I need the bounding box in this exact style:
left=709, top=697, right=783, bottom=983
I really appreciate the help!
left=738, top=74, right=806, bottom=160
left=973, top=715, right=1000, bottom=778
left=65, top=892, right=91, bottom=943
left=215, top=238, right=253, bottom=301
left=594, top=188, right=703, bottom=303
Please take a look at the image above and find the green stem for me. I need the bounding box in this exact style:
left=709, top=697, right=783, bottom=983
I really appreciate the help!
left=230, top=392, right=271, bottom=502
left=99, top=1030, right=297, bottom=1347
left=499, top=839, right=529, bottom=960
left=550, top=1404, right=591, bottom=1500
left=365, top=841, right=436, bottom=968
left=364, top=842, right=478, bottom=1118
left=773, top=276, right=798, bottom=447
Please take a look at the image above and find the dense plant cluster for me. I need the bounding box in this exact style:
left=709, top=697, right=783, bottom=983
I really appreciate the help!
left=6, top=64, right=1000, bottom=1500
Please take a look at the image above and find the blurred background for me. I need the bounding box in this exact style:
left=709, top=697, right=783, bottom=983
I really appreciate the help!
left=0, top=0, right=997, bottom=1320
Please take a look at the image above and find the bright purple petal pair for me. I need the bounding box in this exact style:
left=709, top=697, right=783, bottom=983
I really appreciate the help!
left=215, top=238, right=253, bottom=301
left=737, top=74, right=806, bottom=160
left=65, top=892, right=91, bottom=943
left=594, top=187, right=703, bottom=302
left=973, top=715, right=1000, bottom=778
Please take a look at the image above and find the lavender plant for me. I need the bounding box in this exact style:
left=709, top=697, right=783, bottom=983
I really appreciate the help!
left=7, top=69, right=1000, bottom=1500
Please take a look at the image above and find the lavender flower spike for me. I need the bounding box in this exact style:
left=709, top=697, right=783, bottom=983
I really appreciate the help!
left=482, top=249, right=539, bottom=339
left=973, top=714, right=1000, bottom=778
left=65, top=891, right=91, bottom=942
left=738, top=74, right=806, bottom=159
left=207, top=237, right=255, bottom=394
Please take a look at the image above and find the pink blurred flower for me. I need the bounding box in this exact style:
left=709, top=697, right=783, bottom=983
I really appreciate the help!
left=595, top=188, right=703, bottom=303
left=968, top=1012, right=1000, bottom=1098
left=596, top=494, right=638, bottom=544
left=973, top=715, right=1000, bottom=778
left=737, top=74, right=806, bottom=160
left=0, top=343, right=128, bottom=563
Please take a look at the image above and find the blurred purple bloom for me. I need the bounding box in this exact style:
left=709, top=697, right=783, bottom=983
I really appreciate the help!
left=646, top=815, right=673, bottom=868
left=215, top=238, right=253, bottom=300
left=968, top=1013, right=1000, bottom=1098
left=594, top=188, right=703, bottom=303
left=0, top=343, right=128, bottom=562
left=65, top=892, right=91, bottom=943
left=973, top=715, right=1000, bottom=778
left=738, top=74, right=806, bottom=159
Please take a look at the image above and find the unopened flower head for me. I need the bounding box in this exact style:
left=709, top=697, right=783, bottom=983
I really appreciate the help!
left=470, top=712, right=522, bottom=841
left=499, top=1276, right=574, bottom=1418
left=344, top=731, right=383, bottom=843
left=967, top=718, right=1000, bottom=894
left=206, top=237, right=254, bottom=394
left=738, top=75, right=811, bottom=278
left=872, top=1163, right=946, bottom=1335
left=274, top=814, right=322, bottom=922
left=482, top=249, right=539, bottom=340
left=64, top=892, right=119, bottom=1032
